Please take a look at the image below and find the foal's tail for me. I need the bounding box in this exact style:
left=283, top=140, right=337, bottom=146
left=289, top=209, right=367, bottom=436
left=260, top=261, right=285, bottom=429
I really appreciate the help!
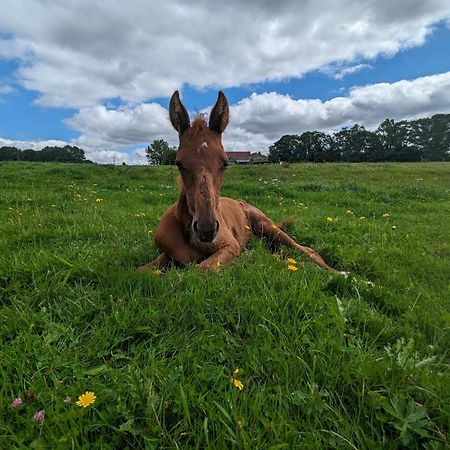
left=276, top=217, right=295, bottom=232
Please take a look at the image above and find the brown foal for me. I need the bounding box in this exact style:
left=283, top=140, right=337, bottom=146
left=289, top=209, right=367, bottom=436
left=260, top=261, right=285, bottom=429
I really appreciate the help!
left=138, top=91, right=340, bottom=273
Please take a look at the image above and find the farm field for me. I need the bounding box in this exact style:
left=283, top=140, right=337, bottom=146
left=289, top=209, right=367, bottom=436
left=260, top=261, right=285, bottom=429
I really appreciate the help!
left=1, top=161, right=449, bottom=448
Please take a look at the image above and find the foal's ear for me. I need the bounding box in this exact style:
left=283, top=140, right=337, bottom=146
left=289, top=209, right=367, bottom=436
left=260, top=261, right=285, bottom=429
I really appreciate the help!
left=169, top=91, right=190, bottom=136
left=209, top=91, right=229, bottom=134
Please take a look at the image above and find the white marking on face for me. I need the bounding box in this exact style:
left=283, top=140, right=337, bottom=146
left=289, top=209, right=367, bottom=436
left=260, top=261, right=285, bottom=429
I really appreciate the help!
left=197, top=141, right=208, bottom=153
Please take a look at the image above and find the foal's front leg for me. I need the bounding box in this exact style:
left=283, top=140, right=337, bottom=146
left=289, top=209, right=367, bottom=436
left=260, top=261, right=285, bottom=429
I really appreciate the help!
left=138, top=209, right=204, bottom=270
left=197, top=243, right=241, bottom=271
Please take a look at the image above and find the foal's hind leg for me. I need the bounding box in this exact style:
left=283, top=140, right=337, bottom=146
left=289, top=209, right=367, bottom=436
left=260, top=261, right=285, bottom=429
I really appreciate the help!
left=137, top=252, right=171, bottom=272
left=247, top=206, right=340, bottom=274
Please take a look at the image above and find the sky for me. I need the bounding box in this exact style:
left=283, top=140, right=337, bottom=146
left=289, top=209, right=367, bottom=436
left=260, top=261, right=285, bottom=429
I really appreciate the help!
left=1, top=0, right=450, bottom=164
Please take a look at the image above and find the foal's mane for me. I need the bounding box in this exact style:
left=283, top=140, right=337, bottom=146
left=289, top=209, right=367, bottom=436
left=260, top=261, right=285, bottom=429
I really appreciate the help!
left=190, top=114, right=208, bottom=135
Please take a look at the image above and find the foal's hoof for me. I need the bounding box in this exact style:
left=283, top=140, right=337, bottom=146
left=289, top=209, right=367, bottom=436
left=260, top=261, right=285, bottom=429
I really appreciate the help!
left=137, top=264, right=152, bottom=272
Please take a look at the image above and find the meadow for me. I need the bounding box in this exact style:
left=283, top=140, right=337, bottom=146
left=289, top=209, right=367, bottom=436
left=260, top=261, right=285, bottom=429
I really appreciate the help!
left=0, top=161, right=449, bottom=449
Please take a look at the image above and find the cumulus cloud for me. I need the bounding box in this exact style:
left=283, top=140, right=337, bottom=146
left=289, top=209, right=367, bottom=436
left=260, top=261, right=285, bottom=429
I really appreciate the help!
left=0, top=135, right=147, bottom=164
left=0, top=136, right=70, bottom=149
left=322, top=64, right=373, bottom=80
left=0, top=0, right=449, bottom=107
left=3, top=71, right=450, bottom=162
left=230, top=71, right=450, bottom=136
left=66, top=103, right=174, bottom=149
left=1, top=1, right=450, bottom=162
left=0, top=84, right=14, bottom=94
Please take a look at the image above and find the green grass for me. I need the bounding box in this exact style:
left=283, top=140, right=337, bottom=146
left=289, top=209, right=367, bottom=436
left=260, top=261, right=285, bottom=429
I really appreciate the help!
left=1, top=161, right=449, bottom=449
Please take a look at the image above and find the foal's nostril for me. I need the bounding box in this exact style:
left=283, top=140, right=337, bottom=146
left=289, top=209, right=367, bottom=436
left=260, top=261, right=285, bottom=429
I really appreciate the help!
left=193, top=219, right=218, bottom=242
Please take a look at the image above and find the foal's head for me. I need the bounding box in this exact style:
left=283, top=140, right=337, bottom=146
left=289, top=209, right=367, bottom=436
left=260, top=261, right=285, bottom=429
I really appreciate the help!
left=169, top=91, right=229, bottom=243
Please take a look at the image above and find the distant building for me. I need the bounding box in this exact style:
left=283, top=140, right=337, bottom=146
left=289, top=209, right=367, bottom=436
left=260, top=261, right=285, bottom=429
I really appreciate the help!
left=225, top=151, right=269, bottom=164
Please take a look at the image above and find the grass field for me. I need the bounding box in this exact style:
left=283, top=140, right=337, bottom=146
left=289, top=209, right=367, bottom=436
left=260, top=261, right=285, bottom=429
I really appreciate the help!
left=1, top=161, right=449, bottom=449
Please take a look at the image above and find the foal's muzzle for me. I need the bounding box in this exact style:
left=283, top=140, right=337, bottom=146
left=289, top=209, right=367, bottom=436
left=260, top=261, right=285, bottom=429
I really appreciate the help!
left=193, top=219, right=219, bottom=243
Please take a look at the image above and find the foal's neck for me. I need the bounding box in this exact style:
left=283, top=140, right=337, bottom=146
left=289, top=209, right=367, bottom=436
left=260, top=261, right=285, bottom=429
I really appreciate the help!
left=176, top=188, right=192, bottom=227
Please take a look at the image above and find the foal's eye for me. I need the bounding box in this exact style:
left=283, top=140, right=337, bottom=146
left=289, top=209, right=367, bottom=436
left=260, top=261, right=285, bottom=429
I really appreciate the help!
left=222, top=160, right=229, bottom=170
left=175, top=161, right=183, bottom=171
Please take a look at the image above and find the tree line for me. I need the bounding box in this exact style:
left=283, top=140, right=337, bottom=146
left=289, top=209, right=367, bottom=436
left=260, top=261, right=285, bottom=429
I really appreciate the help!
left=268, top=114, right=450, bottom=163
left=0, top=145, right=91, bottom=163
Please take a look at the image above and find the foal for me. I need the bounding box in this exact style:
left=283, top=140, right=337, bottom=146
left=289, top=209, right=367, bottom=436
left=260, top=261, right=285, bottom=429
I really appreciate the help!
left=139, top=91, right=339, bottom=273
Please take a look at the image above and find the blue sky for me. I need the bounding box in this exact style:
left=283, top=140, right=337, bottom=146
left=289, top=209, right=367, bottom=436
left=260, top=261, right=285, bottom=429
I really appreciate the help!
left=1, top=1, right=450, bottom=163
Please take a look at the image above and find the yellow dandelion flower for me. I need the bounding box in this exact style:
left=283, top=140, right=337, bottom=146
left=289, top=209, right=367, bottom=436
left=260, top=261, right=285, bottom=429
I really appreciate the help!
left=326, top=217, right=334, bottom=223
left=288, top=265, right=299, bottom=271
left=95, top=198, right=103, bottom=203
left=287, top=258, right=297, bottom=265
left=382, top=213, right=389, bottom=218
left=154, top=270, right=162, bottom=276
left=233, top=368, right=240, bottom=376
left=216, top=261, right=222, bottom=269
left=76, top=391, right=96, bottom=408
left=232, top=379, right=244, bottom=391
left=359, top=216, right=366, bottom=220
left=346, top=210, right=354, bottom=215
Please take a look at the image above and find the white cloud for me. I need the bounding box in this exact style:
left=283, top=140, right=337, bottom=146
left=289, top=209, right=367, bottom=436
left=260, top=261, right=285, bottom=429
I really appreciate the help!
left=0, top=0, right=449, bottom=107
left=4, top=71, right=449, bottom=162
left=84, top=148, right=147, bottom=165
left=0, top=84, right=15, bottom=94
left=1, top=1, right=450, bottom=161
left=0, top=136, right=69, bottom=150
left=322, top=63, right=373, bottom=80
left=230, top=71, right=450, bottom=138
left=0, top=136, right=146, bottom=164
left=66, top=103, right=174, bottom=149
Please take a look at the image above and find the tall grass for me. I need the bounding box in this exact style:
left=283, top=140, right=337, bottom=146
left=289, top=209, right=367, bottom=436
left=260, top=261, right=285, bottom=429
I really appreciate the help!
left=1, top=161, right=449, bottom=448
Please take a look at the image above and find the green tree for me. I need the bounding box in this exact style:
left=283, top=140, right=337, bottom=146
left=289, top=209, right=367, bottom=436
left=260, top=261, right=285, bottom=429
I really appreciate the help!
left=420, top=114, right=450, bottom=161
left=333, top=125, right=381, bottom=162
left=0, top=146, right=21, bottom=161
left=375, top=119, right=418, bottom=161
left=145, top=139, right=177, bottom=165
left=300, top=131, right=334, bottom=162
left=268, top=135, right=304, bottom=163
